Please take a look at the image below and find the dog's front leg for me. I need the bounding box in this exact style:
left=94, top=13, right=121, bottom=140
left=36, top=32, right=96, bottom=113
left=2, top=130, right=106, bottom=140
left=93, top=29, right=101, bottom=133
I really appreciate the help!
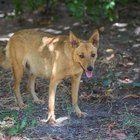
left=71, top=73, right=87, bottom=117
left=47, top=77, right=59, bottom=124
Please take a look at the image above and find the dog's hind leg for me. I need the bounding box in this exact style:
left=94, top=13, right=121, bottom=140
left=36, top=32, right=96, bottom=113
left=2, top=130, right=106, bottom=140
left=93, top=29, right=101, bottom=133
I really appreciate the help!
left=27, top=73, right=45, bottom=104
left=11, top=60, right=24, bottom=108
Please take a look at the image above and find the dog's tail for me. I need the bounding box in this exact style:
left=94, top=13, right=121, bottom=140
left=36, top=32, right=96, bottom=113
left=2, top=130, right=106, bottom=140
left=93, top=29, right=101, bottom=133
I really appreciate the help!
left=0, top=47, right=10, bottom=69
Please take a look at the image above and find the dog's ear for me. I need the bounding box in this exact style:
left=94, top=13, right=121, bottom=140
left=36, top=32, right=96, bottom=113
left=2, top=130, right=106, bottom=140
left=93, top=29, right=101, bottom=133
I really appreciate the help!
left=89, top=30, right=99, bottom=48
left=69, top=31, right=80, bottom=48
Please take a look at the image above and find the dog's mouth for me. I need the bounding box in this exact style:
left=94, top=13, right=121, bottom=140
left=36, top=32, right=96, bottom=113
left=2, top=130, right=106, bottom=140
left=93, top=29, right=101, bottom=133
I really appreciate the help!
left=85, top=71, right=93, bottom=78
left=79, top=63, right=93, bottom=78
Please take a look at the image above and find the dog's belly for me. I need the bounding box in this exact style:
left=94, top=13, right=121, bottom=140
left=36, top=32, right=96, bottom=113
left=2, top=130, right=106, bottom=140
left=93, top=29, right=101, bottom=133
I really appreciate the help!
left=25, top=54, right=52, bottom=78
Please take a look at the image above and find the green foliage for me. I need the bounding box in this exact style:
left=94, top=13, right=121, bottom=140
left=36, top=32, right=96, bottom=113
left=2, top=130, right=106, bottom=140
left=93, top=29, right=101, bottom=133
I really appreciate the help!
left=13, top=0, right=22, bottom=16
left=97, top=136, right=101, bottom=140
left=122, top=113, right=140, bottom=139
left=67, top=0, right=118, bottom=24
left=67, top=0, right=140, bottom=23
left=26, top=0, right=46, bottom=10
left=0, top=110, right=18, bottom=121
left=132, top=82, right=140, bottom=88
left=12, top=0, right=140, bottom=23
left=102, top=79, right=112, bottom=87
left=7, top=118, right=28, bottom=135
left=101, top=71, right=121, bottom=87
left=119, top=81, right=140, bottom=89
left=0, top=102, right=37, bottom=135
left=12, top=0, right=46, bottom=15
left=68, top=0, right=85, bottom=18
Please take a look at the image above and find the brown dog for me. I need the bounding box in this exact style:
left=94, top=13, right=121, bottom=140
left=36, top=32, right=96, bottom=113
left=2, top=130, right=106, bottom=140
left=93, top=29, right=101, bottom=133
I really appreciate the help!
left=0, top=29, right=99, bottom=123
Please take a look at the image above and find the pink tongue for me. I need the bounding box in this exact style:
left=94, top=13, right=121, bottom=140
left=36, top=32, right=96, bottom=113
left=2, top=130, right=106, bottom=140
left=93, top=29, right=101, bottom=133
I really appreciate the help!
left=86, top=71, right=93, bottom=78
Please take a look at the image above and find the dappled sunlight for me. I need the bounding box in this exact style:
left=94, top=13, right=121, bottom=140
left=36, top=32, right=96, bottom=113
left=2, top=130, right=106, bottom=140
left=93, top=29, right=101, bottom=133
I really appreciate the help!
left=57, top=25, right=71, bottom=31
left=7, top=11, right=16, bottom=16
left=0, top=33, right=13, bottom=42
left=0, top=13, right=4, bottom=18
left=133, top=43, right=140, bottom=48
left=36, top=28, right=62, bottom=34
left=55, top=21, right=81, bottom=32
left=133, top=68, right=140, bottom=73
left=8, top=33, right=14, bottom=37
left=118, top=28, right=127, bottom=32
left=106, top=48, right=114, bottom=53
left=73, top=22, right=80, bottom=26
left=127, top=62, right=134, bottom=66
left=0, top=37, right=9, bottom=41
left=134, top=27, right=140, bottom=35
left=38, top=36, right=58, bottom=52
left=112, top=22, right=128, bottom=33
left=113, top=23, right=128, bottom=28
left=63, top=26, right=70, bottom=30
left=0, top=11, right=16, bottom=17
left=27, top=18, right=34, bottom=23
left=54, top=116, right=69, bottom=126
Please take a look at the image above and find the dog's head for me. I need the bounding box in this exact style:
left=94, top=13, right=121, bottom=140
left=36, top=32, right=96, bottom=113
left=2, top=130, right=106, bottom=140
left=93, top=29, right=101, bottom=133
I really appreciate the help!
left=70, top=30, right=99, bottom=78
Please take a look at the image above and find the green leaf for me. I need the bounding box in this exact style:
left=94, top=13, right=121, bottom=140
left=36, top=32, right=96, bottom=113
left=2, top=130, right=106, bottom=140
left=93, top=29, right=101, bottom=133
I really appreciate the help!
left=68, top=1, right=85, bottom=18
left=20, top=118, right=27, bottom=130
left=105, top=1, right=115, bottom=10
left=106, top=72, right=113, bottom=78
left=31, top=119, right=37, bottom=127
left=24, top=137, right=31, bottom=140
left=102, top=80, right=112, bottom=87
left=122, top=114, right=131, bottom=129
left=7, top=127, right=19, bottom=135
left=132, top=82, right=140, bottom=88
left=114, top=72, right=121, bottom=78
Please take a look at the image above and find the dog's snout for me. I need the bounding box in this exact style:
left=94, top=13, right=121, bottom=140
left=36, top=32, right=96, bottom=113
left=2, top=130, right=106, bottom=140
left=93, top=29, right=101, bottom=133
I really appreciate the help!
left=87, top=66, right=93, bottom=71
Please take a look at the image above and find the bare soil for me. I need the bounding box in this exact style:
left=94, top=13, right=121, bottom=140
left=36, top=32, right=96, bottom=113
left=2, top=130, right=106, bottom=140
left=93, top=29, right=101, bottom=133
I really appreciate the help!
left=0, top=2, right=140, bottom=140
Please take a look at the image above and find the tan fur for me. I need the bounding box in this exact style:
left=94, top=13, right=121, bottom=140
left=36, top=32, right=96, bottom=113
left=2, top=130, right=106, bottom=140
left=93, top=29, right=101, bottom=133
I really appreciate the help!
left=0, top=29, right=99, bottom=124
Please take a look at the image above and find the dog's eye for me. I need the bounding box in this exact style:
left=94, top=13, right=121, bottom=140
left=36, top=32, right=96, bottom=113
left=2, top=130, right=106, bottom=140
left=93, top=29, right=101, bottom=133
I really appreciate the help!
left=91, top=53, right=95, bottom=57
left=79, top=54, right=85, bottom=58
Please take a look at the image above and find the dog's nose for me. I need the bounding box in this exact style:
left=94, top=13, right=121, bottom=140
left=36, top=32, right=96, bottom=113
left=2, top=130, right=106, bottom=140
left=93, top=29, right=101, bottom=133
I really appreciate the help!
left=87, top=66, right=93, bottom=71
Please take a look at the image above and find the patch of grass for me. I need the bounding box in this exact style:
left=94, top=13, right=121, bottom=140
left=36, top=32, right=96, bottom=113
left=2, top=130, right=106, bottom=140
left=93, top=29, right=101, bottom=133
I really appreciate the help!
left=97, top=135, right=101, bottom=140
left=122, top=113, right=140, bottom=139
left=0, top=100, right=37, bottom=136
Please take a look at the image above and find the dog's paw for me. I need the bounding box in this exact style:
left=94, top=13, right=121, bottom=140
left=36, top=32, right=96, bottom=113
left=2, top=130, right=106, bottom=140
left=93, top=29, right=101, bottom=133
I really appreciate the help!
left=47, top=114, right=56, bottom=124
left=76, top=111, right=88, bottom=118
left=73, top=105, right=88, bottom=118
left=18, top=102, right=26, bottom=109
left=33, top=99, right=45, bottom=105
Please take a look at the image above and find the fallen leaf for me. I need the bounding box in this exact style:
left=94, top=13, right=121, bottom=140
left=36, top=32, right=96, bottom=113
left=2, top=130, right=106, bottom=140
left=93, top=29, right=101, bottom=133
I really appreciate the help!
left=116, top=133, right=126, bottom=140
left=99, top=26, right=105, bottom=32
left=123, top=94, right=140, bottom=99
left=106, top=48, right=114, bottom=53
left=106, top=54, right=115, bottom=60
left=0, top=133, right=7, bottom=140
left=107, top=121, right=116, bottom=136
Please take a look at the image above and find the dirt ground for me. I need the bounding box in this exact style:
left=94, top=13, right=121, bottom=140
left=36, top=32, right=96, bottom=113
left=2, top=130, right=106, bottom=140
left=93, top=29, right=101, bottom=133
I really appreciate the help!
left=0, top=2, right=140, bottom=140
